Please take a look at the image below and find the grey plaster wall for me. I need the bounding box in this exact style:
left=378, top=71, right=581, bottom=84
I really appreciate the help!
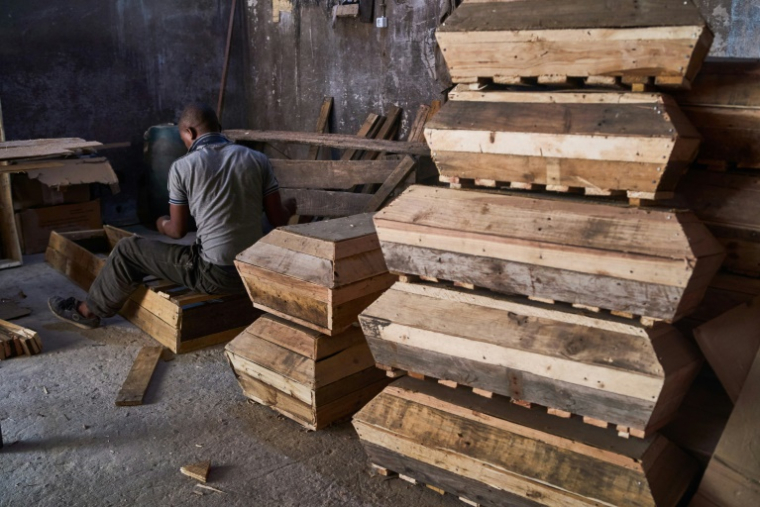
left=242, top=0, right=456, bottom=149
left=695, top=0, right=760, bottom=57
left=0, top=0, right=248, bottom=224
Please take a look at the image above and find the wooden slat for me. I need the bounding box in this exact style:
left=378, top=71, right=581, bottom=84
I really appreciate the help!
left=694, top=296, right=760, bottom=403
left=306, top=96, right=333, bottom=160
left=363, top=156, right=417, bottom=212
left=341, top=113, right=383, bottom=161
left=224, top=130, right=429, bottom=156
left=0, top=139, right=102, bottom=161
left=690, top=348, right=760, bottom=506
left=361, top=105, right=402, bottom=160
left=114, top=346, right=163, bottom=406
left=280, top=189, right=372, bottom=217
left=271, top=159, right=397, bottom=189
left=0, top=100, right=22, bottom=270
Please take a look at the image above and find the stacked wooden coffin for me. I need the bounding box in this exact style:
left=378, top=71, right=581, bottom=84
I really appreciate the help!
left=351, top=2, right=738, bottom=506
left=226, top=214, right=395, bottom=430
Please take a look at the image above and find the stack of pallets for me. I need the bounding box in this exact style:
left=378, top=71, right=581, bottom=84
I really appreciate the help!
left=350, top=1, right=750, bottom=506
left=226, top=213, right=395, bottom=430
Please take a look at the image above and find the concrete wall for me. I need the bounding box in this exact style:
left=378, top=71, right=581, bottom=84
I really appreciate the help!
left=696, top=0, right=760, bottom=57
left=242, top=0, right=456, bottom=154
left=0, top=0, right=247, bottom=224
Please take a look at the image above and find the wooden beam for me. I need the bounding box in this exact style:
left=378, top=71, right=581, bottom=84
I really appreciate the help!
left=307, top=97, right=334, bottom=160
left=361, top=105, right=402, bottom=160
left=281, top=189, right=373, bottom=217
left=115, top=346, right=163, bottom=406
left=407, top=105, right=431, bottom=143
left=272, top=159, right=397, bottom=189
left=341, top=113, right=384, bottom=161
left=224, top=130, right=430, bottom=156
left=363, top=156, right=417, bottom=212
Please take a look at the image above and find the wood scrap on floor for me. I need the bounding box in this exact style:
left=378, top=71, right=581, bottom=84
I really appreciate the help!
left=115, top=346, right=164, bottom=407
left=180, top=461, right=211, bottom=483
left=0, top=319, right=41, bottom=360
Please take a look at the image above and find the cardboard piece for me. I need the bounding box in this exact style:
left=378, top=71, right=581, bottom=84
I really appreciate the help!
left=17, top=200, right=101, bottom=254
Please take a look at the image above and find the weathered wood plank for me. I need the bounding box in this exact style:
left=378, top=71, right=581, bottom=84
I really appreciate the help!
left=690, top=348, right=760, bottom=506
left=224, top=130, right=429, bottom=156
left=115, top=346, right=163, bottom=406
left=306, top=96, right=333, bottom=160
left=694, top=296, right=760, bottom=403
left=363, top=156, right=417, bottom=212
left=280, top=189, right=372, bottom=218
left=271, top=159, right=396, bottom=189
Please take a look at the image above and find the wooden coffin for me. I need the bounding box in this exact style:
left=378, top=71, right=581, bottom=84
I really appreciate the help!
left=235, top=213, right=396, bottom=335
left=225, top=315, right=390, bottom=430
left=678, top=169, right=760, bottom=276
left=676, top=59, right=760, bottom=169
left=374, top=186, right=725, bottom=321
left=436, top=0, right=712, bottom=87
left=690, top=348, right=760, bottom=507
left=45, top=226, right=259, bottom=353
left=360, top=282, right=702, bottom=435
left=429, top=89, right=701, bottom=199
left=354, top=377, right=699, bottom=507
left=693, top=296, right=760, bottom=404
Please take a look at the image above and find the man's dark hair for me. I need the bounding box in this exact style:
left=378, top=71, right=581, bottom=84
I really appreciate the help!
left=178, top=103, right=221, bottom=133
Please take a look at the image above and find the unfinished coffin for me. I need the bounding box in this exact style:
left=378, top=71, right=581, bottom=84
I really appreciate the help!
left=375, top=186, right=725, bottom=321
left=429, top=90, right=701, bottom=198
left=225, top=315, right=390, bottom=430
left=354, top=377, right=699, bottom=507
left=235, top=213, right=396, bottom=335
left=361, top=282, right=701, bottom=434
left=436, top=0, right=712, bottom=86
left=676, top=59, right=760, bottom=168
left=45, top=226, right=259, bottom=353
left=679, top=169, right=760, bottom=276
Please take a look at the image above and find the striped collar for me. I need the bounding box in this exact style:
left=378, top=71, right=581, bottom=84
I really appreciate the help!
left=188, top=132, right=230, bottom=153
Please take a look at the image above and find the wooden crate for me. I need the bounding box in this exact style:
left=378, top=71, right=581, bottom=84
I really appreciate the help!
left=225, top=315, right=390, bottom=430
left=354, top=377, right=699, bottom=507
left=436, top=0, right=712, bottom=87
left=429, top=89, right=701, bottom=200
left=45, top=226, right=260, bottom=353
left=235, top=213, right=397, bottom=335
left=360, top=282, right=702, bottom=436
left=676, top=59, right=760, bottom=169
left=679, top=169, right=760, bottom=277
left=374, top=186, right=725, bottom=322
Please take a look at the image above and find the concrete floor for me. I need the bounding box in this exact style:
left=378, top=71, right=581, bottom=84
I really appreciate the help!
left=0, top=245, right=461, bottom=506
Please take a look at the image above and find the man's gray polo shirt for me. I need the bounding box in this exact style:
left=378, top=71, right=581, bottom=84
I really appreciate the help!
left=168, top=133, right=279, bottom=266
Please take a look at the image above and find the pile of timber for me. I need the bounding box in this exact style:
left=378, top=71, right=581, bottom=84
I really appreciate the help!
left=0, top=319, right=41, bottom=360
left=45, top=226, right=260, bottom=354
left=348, top=3, right=760, bottom=506
left=226, top=214, right=393, bottom=429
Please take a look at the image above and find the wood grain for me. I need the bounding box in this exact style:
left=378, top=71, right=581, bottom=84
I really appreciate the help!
left=115, top=346, right=163, bottom=406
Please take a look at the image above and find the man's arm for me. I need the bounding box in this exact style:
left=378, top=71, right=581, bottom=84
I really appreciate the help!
left=157, top=204, right=191, bottom=239
left=264, top=191, right=296, bottom=228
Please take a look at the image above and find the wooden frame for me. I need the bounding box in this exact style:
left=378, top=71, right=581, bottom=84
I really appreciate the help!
left=45, top=226, right=261, bottom=353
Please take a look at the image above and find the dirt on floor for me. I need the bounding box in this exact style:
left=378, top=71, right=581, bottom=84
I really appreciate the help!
left=0, top=254, right=461, bottom=507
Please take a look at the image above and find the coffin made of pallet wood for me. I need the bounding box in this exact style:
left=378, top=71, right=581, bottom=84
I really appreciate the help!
left=225, top=315, right=390, bottom=430
left=354, top=377, right=699, bottom=507
left=235, top=213, right=397, bottom=335
left=676, top=59, right=760, bottom=169
left=375, top=186, right=725, bottom=321
left=428, top=89, right=701, bottom=200
left=679, top=169, right=760, bottom=277
left=360, top=282, right=702, bottom=435
left=45, top=226, right=259, bottom=353
left=436, top=0, right=712, bottom=87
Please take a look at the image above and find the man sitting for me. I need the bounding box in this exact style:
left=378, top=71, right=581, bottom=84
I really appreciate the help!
left=49, top=104, right=295, bottom=329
